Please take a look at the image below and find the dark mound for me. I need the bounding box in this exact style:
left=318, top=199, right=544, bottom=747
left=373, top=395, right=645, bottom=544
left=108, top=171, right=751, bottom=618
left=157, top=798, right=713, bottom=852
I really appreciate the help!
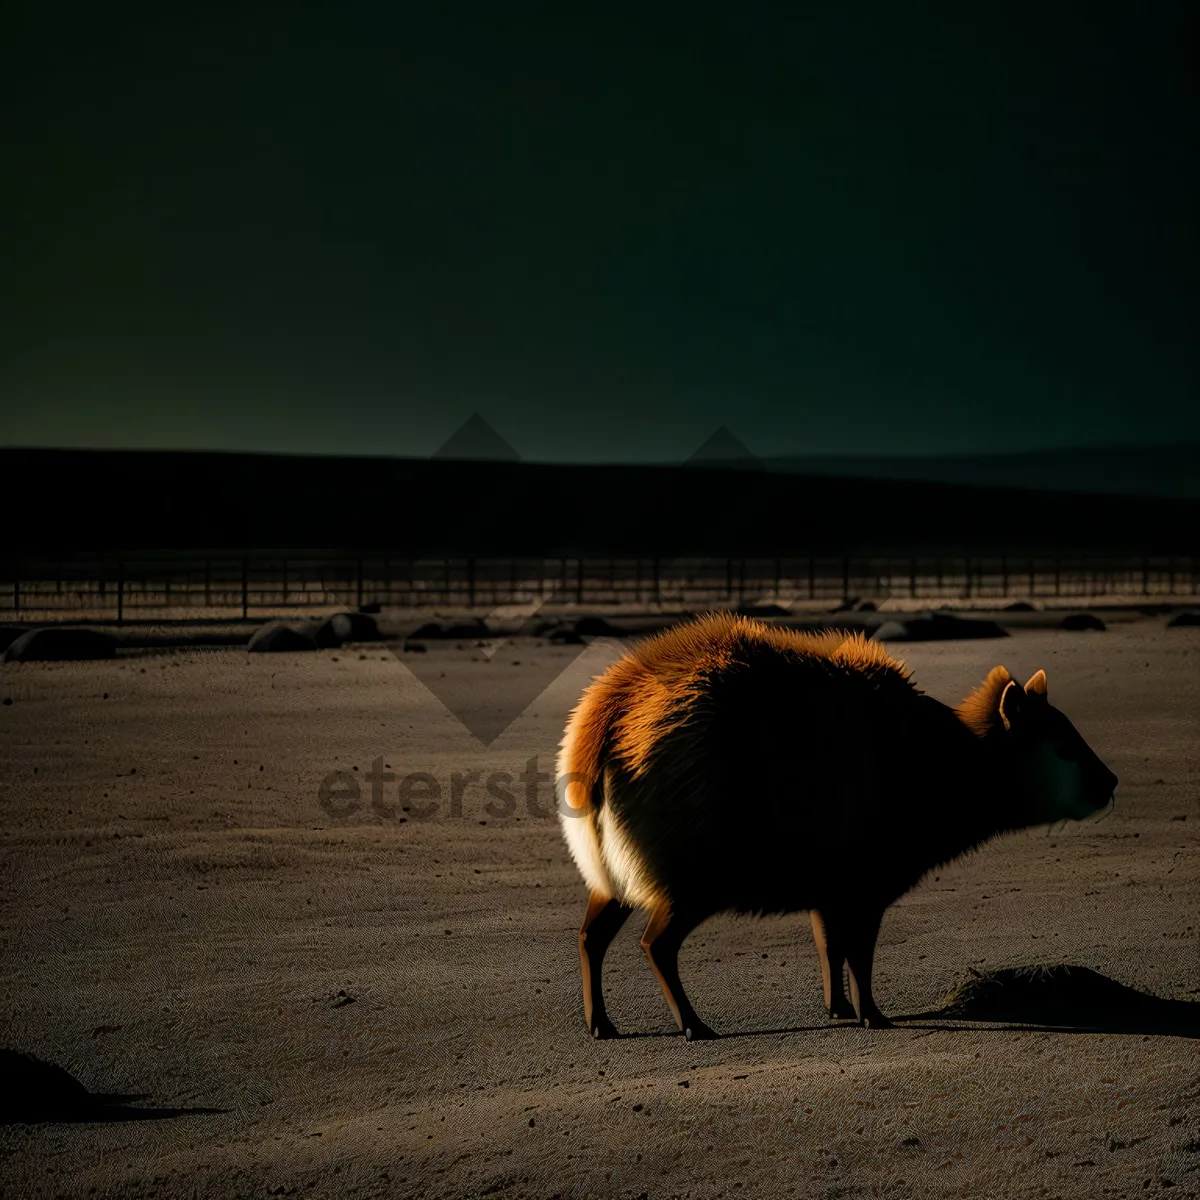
left=937, top=965, right=1200, bottom=1036
left=0, top=626, right=29, bottom=652
left=3, top=627, right=117, bottom=662
left=834, top=598, right=876, bottom=613
left=872, top=612, right=1008, bottom=643
left=247, top=621, right=319, bottom=652
left=832, top=597, right=879, bottom=613
left=308, top=619, right=342, bottom=649
left=1167, top=610, right=1200, bottom=628
left=321, top=611, right=381, bottom=643
left=408, top=617, right=491, bottom=640
left=0, top=1049, right=95, bottom=1122
left=574, top=616, right=626, bottom=638
left=735, top=603, right=791, bottom=618
left=0, top=1048, right=226, bottom=1124
left=1059, top=612, right=1106, bottom=631
left=546, top=626, right=585, bottom=645
left=1004, top=600, right=1037, bottom=612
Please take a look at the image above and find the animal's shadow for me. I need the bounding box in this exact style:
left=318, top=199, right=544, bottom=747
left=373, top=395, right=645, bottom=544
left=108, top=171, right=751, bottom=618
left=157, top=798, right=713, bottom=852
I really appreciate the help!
left=617, top=966, right=1200, bottom=1041
left=0, top=1049, right=226, bottom=1125
left=898, top=964, right=1200, bottom=1039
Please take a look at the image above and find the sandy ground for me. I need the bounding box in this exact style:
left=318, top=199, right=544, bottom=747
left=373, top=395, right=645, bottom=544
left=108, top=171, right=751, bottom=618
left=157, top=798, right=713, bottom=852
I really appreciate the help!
left=0, top=621, right=1197, bottom=1199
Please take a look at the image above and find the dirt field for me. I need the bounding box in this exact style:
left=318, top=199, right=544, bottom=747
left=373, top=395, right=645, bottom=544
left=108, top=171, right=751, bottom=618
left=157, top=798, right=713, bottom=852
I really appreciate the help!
left=1, top=620, right=1197, bottom=1198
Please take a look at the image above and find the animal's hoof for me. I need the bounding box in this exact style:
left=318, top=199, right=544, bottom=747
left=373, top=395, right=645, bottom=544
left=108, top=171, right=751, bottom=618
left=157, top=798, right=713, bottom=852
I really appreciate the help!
left=684, top=1021, right=719, bottom=1041
left=590, top=1017, right=620, bottom=1040
left=860, top=1011, right=894, bottom=1029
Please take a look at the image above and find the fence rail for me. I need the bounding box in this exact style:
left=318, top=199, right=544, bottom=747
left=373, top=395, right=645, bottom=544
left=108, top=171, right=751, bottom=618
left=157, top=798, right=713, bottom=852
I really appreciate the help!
left=0, top=553, right=1197, bottom=622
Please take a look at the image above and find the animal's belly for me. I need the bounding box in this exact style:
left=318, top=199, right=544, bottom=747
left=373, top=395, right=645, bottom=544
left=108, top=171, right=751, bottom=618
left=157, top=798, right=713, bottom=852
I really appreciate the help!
left=614, top=788, right=925, bottom=912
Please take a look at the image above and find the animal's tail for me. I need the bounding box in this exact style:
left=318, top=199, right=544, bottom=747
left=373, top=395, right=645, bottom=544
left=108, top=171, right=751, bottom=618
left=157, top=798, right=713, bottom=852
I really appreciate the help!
left=556, top=695, right=616, bottom=899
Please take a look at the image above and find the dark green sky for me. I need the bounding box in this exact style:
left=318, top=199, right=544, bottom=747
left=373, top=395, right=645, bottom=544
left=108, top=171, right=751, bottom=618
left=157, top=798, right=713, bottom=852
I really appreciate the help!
left=4, top=3, right=1196, bottom=462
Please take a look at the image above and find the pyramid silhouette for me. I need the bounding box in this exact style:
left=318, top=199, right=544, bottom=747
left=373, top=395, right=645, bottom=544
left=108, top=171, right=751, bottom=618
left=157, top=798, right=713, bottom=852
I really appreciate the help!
left=433, top=414, right=521, bottom=461
left=683, top=425, right=763, bottom=469
left=659, top=427, right=787, bottom=607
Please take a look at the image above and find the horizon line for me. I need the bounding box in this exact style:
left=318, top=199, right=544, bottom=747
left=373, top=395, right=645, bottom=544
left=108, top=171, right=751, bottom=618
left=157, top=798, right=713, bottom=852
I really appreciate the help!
left=3, top=441, right=1198, bottom=466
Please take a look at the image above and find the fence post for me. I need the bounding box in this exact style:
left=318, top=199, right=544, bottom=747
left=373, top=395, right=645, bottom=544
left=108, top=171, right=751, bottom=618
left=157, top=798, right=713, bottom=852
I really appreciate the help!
left=467, top=558, right=476, bottom=609
left=13, top=575, right=19, bottom=617
left=576, top=558, right=584, bottom=606
left=241, top=558, right=249, bottom=619
left=841, top=555, right=849, bottom=603
left=356, top=557, right=364, bottom=610
left=653, top=557, right=661, bottom=606
left=1054, top=557, right=1061, bottom=598
left=117, top=560, right=124, bottom=624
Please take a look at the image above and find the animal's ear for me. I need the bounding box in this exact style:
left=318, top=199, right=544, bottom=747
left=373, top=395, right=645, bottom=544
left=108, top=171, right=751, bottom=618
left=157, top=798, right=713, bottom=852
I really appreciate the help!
left=999, top=680, right=1027, bottom=731
left=1023, top=669, right=1048, bottom=699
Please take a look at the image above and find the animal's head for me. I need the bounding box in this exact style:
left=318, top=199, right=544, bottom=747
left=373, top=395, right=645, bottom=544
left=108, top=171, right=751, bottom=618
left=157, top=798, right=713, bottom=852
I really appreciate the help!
left=962, top=667, right=1118, bottom=824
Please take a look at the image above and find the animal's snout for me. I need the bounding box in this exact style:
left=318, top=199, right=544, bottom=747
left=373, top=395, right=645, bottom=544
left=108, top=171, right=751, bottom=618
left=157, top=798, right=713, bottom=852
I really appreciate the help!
left=1085, top=761, right=1118, bottom=808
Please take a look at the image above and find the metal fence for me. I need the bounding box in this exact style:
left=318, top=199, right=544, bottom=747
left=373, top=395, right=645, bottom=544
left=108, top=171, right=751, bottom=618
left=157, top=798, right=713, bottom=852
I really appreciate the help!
left=1, top=553, right=1197, bottom=622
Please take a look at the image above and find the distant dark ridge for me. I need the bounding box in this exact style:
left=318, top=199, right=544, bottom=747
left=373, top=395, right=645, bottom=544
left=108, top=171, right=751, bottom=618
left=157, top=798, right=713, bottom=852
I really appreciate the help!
left=760, top=445, right=1200, bottom=501
left=3, top=447, right=1198, bottom=557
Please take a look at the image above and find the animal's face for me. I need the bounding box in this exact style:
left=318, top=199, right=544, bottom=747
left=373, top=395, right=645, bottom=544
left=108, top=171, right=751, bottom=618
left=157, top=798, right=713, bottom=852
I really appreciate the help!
left=999, top=670, right=1118, bottom=823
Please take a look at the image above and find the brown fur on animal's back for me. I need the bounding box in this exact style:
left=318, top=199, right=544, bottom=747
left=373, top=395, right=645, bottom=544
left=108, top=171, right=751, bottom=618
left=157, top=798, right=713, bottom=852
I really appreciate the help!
left=559, top=612, right=985, bottom=917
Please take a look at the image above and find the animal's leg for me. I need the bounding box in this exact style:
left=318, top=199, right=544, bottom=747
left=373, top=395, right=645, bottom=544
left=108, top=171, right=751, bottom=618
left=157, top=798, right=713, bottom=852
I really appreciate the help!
left=640, top=902, right=716, bottom=1040
left=843, top=907, right=893, bottom=1029
left=810, top=909, right=856, bottom=1021
left=579, top=891, right=633, bottom=1039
